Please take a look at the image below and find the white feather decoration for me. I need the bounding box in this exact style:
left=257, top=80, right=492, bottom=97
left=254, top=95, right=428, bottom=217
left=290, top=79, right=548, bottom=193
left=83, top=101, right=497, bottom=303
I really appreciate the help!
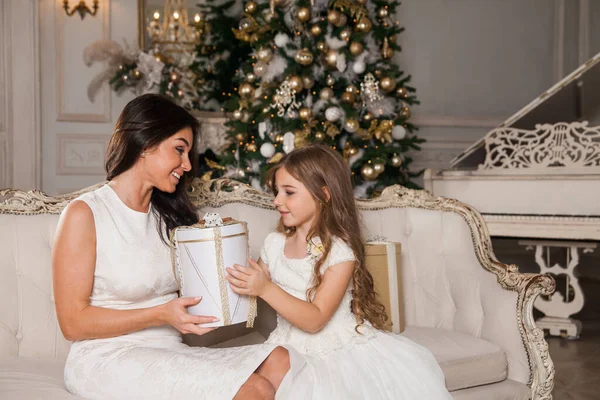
left=262, top=55, right=288, bottom=83
left=274, top=33, right=291, bottom=47
left=336, top=53, right=347, bottom=72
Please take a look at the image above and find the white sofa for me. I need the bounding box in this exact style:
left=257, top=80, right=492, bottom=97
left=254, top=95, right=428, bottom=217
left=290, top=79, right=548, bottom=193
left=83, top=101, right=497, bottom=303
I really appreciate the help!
left=0, top=178, right=555, bottom=399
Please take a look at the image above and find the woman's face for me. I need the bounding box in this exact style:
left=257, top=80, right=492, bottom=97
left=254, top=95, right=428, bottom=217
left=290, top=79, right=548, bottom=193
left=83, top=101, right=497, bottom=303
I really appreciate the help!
left=142, top=127, right=193, bottom=193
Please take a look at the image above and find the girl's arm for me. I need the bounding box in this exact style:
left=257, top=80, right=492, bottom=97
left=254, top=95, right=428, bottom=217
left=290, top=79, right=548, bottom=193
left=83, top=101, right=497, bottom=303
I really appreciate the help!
left=227, top=259, right=354, bottom=333
left=52, top=200, right=217, bottom=341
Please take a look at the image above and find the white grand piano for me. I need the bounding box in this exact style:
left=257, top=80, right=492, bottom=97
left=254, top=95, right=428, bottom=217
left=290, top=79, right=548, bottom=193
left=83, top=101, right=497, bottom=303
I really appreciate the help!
left=424, top=52, right=600, bottom=338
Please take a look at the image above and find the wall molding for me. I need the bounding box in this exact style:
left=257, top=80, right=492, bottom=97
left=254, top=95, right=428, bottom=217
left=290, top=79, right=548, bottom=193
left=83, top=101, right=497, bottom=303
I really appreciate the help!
left=579, top=0, right=590, bottom=64
left=55, top=1, right=111, bottom=122
left=7, top=0, right=41, bottom=190
left=56, top=133, right=110, bottom=175
left=0, top=136, right=8, bottom=188
left=0, top=0, right=9, bottom=188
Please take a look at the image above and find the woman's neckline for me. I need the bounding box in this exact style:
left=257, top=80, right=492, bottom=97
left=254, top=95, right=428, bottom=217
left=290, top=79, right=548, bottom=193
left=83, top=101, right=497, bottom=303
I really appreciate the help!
left=104, top=184, right=151, bottom=216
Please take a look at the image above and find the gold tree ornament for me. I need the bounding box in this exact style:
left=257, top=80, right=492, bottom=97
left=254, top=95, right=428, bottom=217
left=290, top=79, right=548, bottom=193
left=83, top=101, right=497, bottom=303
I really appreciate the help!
left=344, top=118, right=359, bottom=133
left=257, top=46, right=273, bottom=63
left=326, top=75, right=336, bottom=86
left=355, top=17, right=373, bottom=33
left=268, top=152, right=284, bottom=164
left=339, top=28, right=352, bottom=41
left=288, top=75, right=304, bottom=92
left=316, top=41, right=329, bottom=52
left=343, top=145, right=359, bottom=158
left=397, top=87, right=408, bottom=97
left=349, top=42, right=364, bottom=55
left=324, top=50, right=339, bottom=69
left=294, top=48, right=314, bottom=66
left=246, top=72, right=257, bottom=83
left=391, top=154, right=403, bottom=167
left=380, top=76, right=396, bottom=93
left=373, top=163, right=385, bottom=175
left=238, top=83, right=255, bottom=99
left=363, top=112, right=374, bottom=121
left=233, top=109, right=244, bottom=120
left=302, top=76, right=315, bottom=89
left=314, top=131, right=326, bottom=141
left=235, top=132, right=248, bottom=142
left=400, top=107, right=411, bottom=119
left=298, top=107, right=313, bottom=120
left=244, top=1, right=258, bottom=14
left=367, top=120, right=393, bottom=143
left=296, top=7, right=311, bottom=23
left=361, top=164, right=377, bottom=180
left=381, top=37, right=394, bottom=59
left=341, top=92, right=355, bottom=104
left=327, top=9, right=342, bottom=25
left=310, top=25, right=322, bottom=36
left=246, top=142, right=258, bottom=152
left=319, top=88, right=334, bottom=101
left=377, top=7, right=389, bottom=18
left=274, top=133, right=284, bottom=143
left=254, top=61, right=267, bottom=76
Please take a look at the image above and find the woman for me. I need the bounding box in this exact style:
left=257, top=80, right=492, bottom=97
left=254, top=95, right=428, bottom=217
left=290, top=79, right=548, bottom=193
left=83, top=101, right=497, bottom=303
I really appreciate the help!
left=52, top=94, right=292, bottom=400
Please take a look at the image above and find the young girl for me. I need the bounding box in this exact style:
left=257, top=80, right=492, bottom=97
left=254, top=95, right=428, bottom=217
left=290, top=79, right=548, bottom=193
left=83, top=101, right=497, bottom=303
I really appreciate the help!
left=226, top=144, right=452, bottom=399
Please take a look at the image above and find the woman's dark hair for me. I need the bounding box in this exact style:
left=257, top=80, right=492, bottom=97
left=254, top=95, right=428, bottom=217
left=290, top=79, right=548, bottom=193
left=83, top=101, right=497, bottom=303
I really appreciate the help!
left=105, top=94, right=200, bottom=242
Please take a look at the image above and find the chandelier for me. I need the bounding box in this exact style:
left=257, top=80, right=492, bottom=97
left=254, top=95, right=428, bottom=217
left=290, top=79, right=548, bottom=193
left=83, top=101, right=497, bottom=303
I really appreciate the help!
left=147, top=0, right=205, bottom=54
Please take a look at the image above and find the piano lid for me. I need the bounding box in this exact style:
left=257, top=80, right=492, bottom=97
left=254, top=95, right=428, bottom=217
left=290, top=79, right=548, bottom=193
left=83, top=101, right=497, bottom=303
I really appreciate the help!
left=450, top=51, right=600, bottom=168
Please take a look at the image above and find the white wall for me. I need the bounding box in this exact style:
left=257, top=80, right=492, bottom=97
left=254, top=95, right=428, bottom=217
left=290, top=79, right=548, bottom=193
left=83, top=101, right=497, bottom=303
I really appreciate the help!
left=400, top=0, right=592, bottom=172
left=0, top=0, right=596, bottom=193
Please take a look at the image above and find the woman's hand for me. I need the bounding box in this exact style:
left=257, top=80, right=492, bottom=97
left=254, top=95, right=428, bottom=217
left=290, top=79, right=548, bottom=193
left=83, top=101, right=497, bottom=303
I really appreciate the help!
left=226, top=258, right=272, bottom=297
left=158, top=297, right=218, bottom=336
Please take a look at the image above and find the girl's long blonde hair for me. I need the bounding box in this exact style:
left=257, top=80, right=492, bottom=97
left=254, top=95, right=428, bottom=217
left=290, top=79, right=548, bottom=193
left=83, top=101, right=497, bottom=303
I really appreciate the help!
left=267, top=144, right=388, bottom=330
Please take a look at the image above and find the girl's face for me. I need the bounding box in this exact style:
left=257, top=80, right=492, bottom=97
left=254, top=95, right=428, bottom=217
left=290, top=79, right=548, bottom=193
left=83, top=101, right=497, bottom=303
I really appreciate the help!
left=142, top=127, right=193, bottom=193
left=273, top=167, right=318, bottom=231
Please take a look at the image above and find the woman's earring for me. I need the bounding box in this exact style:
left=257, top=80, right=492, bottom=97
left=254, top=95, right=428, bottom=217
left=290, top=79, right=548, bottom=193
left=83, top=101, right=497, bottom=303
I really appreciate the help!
left=141, top=152, right=146, bottom=157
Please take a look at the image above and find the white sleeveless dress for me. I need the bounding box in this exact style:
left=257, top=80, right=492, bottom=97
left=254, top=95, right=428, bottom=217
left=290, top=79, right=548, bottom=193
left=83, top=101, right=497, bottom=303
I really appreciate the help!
left=261, top=232, right=453, bottom=400
left=63, top=185, right=286, bottom=400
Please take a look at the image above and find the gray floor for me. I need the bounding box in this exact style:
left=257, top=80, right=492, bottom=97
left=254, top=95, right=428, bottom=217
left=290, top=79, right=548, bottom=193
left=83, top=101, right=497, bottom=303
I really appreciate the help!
left=550, top=320, right=600, bottom=399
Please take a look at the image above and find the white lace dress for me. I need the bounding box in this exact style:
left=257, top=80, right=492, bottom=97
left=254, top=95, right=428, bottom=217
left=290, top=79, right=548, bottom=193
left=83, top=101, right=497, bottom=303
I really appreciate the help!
left=63, top=185, right=288, bottom=400
left=261, top=232, right=453, bottom=400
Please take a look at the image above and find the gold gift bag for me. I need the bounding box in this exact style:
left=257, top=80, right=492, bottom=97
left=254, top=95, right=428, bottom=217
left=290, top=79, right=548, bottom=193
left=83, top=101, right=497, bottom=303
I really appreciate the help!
left=365, top=242, right=404, bottom=333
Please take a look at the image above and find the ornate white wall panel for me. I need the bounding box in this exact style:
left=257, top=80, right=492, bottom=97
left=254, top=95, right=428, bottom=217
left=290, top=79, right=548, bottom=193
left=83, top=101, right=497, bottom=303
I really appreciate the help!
left=56, top=134, right=109, bottom=175
left=56, top=0, right=110, bottom=122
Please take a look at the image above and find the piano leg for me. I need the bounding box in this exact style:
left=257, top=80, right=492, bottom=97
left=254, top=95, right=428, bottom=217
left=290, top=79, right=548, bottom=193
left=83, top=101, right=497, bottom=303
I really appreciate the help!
left=519, top=240, right=596, bottom=339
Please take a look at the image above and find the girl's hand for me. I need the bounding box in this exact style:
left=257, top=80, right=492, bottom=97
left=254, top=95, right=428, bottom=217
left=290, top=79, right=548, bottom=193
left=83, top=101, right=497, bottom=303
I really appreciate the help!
left=159, top=297, right=218, bottom=336
left=226, top=258, right=272, bottom=297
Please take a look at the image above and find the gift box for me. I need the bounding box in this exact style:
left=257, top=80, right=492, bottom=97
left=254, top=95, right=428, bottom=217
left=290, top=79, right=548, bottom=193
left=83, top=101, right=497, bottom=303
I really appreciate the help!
left=365, top=242, right=404, bottom=333
left=170, top=214, right=257, bottom=328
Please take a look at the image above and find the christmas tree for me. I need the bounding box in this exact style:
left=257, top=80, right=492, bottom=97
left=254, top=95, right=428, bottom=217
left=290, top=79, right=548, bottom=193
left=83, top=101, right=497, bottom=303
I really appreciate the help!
left=110, top=0, right=251, bottom=112
left=218, top=0, right=423, bottom=197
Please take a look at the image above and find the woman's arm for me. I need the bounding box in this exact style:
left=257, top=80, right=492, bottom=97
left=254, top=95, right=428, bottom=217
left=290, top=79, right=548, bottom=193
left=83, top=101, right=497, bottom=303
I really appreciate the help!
left=227, top=259, right=354, bottom=333
left=52, top=200, right=216, bottom=341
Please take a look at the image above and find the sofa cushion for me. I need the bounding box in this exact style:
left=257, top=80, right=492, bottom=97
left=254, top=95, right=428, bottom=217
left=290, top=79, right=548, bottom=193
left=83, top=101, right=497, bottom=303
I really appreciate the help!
left=0, top=356, right=81, bottom=399
left=403, top=326, right=508, bottom=391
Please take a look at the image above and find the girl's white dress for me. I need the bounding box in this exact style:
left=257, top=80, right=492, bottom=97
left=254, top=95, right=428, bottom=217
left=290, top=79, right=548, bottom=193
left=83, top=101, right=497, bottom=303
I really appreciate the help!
left=63, top=185, right=292, bottom=400
left=261, top=232, right=453, bottom=400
